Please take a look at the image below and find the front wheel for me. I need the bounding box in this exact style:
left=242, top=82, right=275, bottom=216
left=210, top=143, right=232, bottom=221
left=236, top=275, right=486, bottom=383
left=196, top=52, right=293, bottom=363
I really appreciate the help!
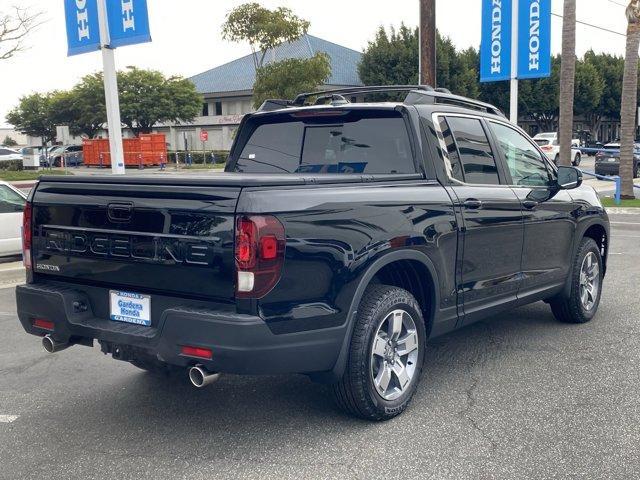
left=550, top=238, right=603, bottom=324
left=573, top=153, right=581, bottom=167
left=332, top=284, right=426, bottom=421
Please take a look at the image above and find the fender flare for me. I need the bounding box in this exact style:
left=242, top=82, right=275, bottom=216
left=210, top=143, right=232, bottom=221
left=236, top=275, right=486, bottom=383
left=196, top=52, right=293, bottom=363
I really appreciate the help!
left=562, top=217, right=609, bottom=297
left=320, top=249, right=440, bottom=383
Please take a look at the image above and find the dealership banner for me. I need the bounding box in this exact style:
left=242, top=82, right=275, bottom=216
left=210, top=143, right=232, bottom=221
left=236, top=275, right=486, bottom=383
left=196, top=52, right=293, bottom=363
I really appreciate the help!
left=517, top=0, right=551, bottom=79
left=480, top=0, right=512, bottom=82
left=480, top=0, right=551, bottom=82
left=65, top=0, right=151, bottom=56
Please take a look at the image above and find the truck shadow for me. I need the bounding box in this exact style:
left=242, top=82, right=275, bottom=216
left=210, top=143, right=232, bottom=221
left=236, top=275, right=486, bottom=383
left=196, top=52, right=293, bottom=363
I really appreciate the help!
left=27, top=300, right=592, bottom=462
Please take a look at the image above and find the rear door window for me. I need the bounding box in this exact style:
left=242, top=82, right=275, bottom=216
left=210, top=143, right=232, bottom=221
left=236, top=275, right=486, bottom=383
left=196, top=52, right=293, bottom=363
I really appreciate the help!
left=233, top=111, right=415, bottom=174
left=444, top=116, right=500, bottom=185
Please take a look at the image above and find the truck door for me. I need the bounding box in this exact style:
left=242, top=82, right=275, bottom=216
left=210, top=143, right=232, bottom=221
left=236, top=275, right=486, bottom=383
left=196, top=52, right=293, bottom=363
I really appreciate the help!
left=434, top=115, right=524, bottom=324
left=487, top=120, right=577, bottom=299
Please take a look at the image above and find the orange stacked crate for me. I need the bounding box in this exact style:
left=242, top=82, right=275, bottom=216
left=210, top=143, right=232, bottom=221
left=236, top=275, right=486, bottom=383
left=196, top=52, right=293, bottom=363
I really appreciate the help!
left=140, top=133, right=167, bottom=166
left=123, top=138, right=141, bottom=167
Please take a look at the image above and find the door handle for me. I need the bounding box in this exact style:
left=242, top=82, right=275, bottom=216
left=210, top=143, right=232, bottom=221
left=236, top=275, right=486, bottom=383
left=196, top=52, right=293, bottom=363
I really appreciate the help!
left=463, top=198, right=483, bottom=210
left=522, top=200, right=538, bottom=210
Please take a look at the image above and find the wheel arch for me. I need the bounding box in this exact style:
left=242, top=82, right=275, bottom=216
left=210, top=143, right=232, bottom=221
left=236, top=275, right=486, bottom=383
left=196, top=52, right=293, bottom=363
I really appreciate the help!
left=319, top=250, right=440, bottom=383
left=562, top=219, right=609, bottom=298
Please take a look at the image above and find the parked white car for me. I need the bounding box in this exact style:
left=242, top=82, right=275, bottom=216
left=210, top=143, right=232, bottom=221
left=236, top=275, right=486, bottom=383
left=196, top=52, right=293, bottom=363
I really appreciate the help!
left=0, top=181, right=27, bottom=257
left=0, top=147, right=23, bottom=162
left=533, top=132, right=582, bottom=166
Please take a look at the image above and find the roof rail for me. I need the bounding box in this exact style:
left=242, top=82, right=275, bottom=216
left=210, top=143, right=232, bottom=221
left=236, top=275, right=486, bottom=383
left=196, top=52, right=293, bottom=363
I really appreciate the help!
left=292, top=85, right=435, bottom=106
left=404, top=90, right=505, bottom=117
left=292, top=84, right=504, bottom=118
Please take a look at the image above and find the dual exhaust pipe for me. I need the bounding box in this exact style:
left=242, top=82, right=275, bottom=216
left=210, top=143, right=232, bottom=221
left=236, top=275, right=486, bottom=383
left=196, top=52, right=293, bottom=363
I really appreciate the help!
left=42, top=335, right=220, bottom=388
left=42, top=335, right=71, bottom=354
left=188, top=364, right=221, bottom=388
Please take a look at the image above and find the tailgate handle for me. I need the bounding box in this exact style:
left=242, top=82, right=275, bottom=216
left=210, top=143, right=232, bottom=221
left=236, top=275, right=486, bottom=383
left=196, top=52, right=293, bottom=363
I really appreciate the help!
left=108, top=203, right=133, bottom=222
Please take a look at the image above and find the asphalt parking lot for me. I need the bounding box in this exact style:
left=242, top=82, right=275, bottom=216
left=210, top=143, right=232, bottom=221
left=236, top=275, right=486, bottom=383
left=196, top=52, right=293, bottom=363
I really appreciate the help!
left=0, top=213, right=638, bottom=480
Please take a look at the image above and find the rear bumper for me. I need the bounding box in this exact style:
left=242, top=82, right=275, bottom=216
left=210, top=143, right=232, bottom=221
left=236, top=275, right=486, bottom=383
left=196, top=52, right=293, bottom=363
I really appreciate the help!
left=15, top=283, right=345, bottom=375
left=594, top=163, right=619, bottom=175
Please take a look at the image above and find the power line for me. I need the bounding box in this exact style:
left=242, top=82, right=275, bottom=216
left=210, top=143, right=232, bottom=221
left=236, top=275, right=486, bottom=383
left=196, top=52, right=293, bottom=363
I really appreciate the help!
left=605, top=0, right=627, bottom=7
left=551, top=12, right=626, bottom=37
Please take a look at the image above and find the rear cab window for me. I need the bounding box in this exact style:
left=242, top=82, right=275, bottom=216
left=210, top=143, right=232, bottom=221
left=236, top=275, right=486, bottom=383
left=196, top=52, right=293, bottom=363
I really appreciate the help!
left=436, top=115, right=500, bottom=185
left=230, top=109, right=416, bottom=174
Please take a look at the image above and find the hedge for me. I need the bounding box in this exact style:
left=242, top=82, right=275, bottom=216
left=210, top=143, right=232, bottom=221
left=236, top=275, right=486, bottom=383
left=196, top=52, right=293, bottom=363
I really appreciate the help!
left=0, top=159, right=24, bottom=171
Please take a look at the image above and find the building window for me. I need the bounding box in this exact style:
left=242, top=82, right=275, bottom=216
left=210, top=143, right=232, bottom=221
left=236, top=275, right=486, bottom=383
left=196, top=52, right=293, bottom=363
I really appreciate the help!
left=215, top=101, right=223, bottom=116
left=202, top=102, right=209, bottom=116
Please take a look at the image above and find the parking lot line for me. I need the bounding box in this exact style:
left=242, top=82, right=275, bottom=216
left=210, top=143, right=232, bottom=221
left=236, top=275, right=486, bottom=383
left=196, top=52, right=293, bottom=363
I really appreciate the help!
left=0, top=415, right=19, bottom=423
left=610, top=221, right=640, bottom=226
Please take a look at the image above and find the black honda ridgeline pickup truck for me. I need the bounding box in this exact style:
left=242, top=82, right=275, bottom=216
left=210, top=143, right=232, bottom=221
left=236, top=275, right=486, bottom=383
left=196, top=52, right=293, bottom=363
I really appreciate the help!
left=16, top=86, right=609, bottom=420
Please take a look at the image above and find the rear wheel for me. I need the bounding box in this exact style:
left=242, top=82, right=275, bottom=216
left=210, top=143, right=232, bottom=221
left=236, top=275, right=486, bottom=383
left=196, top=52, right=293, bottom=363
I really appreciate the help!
left=550, top=238, right=603, bottom=324
left=332, top=285, right=426, bottom=421
left=634, top=164, right=639, bottom=178
left=573, top=153, right=581, bottom=166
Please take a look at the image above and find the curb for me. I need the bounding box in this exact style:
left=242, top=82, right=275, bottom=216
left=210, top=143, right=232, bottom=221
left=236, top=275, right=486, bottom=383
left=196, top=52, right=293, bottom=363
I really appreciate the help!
left=605, top=207, right=640, bottom=215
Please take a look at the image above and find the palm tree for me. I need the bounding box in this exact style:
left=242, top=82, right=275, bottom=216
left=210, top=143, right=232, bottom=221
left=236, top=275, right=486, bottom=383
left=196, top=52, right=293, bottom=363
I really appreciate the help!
left=620, top=0, right=640, bottom=199
left=558, top=0, right=576, bottom=167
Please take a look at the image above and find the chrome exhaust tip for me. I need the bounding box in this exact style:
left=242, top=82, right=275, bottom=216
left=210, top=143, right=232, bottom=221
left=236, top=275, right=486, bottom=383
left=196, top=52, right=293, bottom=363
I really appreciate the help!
left=188, top=365, right=220, bottom=388
left=42, top=335, right=70, bottom=354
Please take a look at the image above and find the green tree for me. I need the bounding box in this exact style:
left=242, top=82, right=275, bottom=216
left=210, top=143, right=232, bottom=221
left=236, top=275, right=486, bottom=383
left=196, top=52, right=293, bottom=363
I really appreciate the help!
left=518, top=56, right=561, bottom=132
left=222, top=3, right=309, bottom=70
left=583, top=51, right=624, bottom=141
left=2, top=136, right=18, bottom=147
left=117, top=68, right=202, bottom=135
left=358, top=25, right=419, bottom=86
left=358, top=25, right=480, bottom=98
left=55, top=73, right=107, bottom=138
left=574, top=60, right=605, bottom=127
left=253, top=53, right=331, bottom=108
left=6, top=92, right=58, bottom=144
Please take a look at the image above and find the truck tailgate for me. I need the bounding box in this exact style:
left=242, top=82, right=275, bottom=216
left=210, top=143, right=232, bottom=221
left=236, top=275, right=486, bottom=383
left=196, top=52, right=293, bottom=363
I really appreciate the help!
left=31, top=180, right=239, bottom=302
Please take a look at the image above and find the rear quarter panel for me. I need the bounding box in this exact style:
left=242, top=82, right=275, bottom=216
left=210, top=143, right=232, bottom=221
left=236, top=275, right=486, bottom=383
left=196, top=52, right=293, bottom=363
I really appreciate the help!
left=237, top=180, right=458, bottom=335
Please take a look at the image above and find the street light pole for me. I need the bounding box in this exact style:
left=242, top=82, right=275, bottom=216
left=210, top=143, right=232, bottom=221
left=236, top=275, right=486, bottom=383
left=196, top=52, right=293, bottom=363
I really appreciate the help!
left=419, top=0, right=437, bottom=87
left=97, top=0, right=125, bottom=175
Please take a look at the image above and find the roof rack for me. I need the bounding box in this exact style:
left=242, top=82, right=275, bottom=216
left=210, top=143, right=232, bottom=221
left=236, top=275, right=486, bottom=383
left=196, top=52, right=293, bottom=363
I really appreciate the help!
left=290, top=85, right=505, bottom=118
left=292, top=85, right=434, bottom=106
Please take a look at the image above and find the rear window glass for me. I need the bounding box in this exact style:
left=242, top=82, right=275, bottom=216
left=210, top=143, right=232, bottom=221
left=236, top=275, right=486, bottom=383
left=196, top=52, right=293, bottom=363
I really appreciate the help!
left=232, top=111, right=415, bottom=174
left=445, top=116, right=500, bottom=185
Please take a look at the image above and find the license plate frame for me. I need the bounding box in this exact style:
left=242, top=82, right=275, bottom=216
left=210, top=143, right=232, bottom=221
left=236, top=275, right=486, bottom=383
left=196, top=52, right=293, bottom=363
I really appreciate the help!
left=109, top=290, right=151, bottom=327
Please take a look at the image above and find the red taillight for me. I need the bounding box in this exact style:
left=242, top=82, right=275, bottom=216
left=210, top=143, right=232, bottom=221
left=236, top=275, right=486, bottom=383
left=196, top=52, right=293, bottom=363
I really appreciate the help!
left=181, top=345, right=213, bottom=360
left=235, top=215, right=285, bottom=298
left=22, top=202, right=32, bottom=270
left=32, top=318, right=54, bottom=331
left=541, top=145, right=552, bottom=151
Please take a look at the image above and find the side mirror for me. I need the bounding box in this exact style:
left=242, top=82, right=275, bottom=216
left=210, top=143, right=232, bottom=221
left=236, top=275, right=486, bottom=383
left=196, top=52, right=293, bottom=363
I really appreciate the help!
left=557, top=166, right=582, bottom=190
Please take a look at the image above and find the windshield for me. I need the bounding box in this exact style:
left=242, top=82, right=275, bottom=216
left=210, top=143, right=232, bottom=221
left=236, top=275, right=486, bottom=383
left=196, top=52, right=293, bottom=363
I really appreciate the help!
left=232, top=110, right=416, bottom=175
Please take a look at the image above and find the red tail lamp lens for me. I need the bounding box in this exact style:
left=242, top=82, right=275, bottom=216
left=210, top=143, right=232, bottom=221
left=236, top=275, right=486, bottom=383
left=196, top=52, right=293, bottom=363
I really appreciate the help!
left=235, top=216, right=285, bottom=298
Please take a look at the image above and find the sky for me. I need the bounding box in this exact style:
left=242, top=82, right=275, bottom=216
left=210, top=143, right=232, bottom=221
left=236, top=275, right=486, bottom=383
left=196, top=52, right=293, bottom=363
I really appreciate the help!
left=0, top=0, right=631, bottom=127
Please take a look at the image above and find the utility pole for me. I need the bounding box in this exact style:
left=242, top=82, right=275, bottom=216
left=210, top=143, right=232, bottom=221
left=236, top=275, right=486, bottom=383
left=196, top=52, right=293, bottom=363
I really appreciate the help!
left=419, top=0, right=436, bottom=86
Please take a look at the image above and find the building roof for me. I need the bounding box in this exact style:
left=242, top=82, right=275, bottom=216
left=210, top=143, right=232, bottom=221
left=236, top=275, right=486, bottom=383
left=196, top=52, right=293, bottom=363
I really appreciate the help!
left=189, top=34, right=363, bottom=95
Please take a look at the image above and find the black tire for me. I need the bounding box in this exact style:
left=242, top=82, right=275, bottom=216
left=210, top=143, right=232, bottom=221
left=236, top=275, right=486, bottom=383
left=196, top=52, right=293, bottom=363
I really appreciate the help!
left=550, top=238, right=603, bottom=324
left=554, top=154, right=560, bottom=165
left=573, top=153, right=581, bottom=167
left=332, top=284, right=426, bottom=421
left=634, top=164, right=639, bottom=179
